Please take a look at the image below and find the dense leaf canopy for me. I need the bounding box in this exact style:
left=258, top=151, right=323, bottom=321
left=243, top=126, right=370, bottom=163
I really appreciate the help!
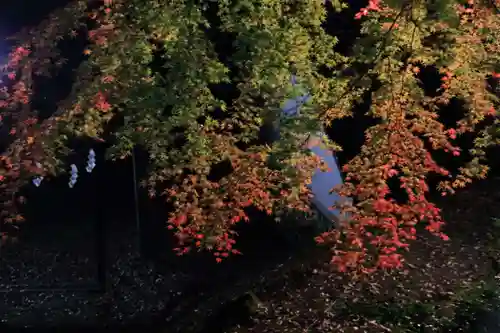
left=0, top=0, right=499, bottom=272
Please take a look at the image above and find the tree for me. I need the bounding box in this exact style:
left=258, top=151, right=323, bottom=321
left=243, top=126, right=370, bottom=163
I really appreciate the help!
left=0, top=0, right=499, bottom=272
left=317, top=0, right=500, bottom=272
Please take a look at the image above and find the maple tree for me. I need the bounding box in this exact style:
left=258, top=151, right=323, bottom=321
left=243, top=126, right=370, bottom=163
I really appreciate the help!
left=0, top=0, right=499, bottom=272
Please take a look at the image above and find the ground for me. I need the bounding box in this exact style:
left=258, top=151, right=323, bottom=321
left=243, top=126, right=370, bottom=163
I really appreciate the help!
left=226, top=176, right=500, bottom=333
left=1, top=175, right=500, bottom=333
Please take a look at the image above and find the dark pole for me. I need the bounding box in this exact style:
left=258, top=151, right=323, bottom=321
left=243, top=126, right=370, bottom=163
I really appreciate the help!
left=95, top=149, right=108, bottom=294
left=131, top=147, right=141, bottom=254
left=96, top=195, right=107, bottom=293
left=0, top=214, right=2, bottom=259
left=94, top=148, right=112, bottom=325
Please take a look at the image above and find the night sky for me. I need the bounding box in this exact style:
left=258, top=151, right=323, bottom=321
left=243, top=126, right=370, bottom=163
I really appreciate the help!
left=0, top=0, right=71, bottom=55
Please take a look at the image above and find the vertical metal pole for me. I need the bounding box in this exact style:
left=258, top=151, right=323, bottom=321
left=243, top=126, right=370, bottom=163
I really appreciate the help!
left=124, top=113, right=141, bottom=253
left=0, top=213, right=2, bottom=259
left=95, top=151, right=107, bottom=293
left=131, top=147, right=141, bottom=253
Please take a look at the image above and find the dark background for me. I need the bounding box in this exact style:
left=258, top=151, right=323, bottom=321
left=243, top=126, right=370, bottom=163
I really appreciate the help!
left=0, top=2, right=342, bottom=331
left=1, top=0, right=495, bottom=332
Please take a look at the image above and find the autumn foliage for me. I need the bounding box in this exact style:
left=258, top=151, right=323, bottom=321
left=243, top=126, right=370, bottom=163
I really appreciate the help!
left=0, top=0, right=499, bottom=273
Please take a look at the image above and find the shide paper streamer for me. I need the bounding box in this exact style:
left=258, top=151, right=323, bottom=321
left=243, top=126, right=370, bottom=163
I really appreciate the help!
left=32, top=149, right=96, bottom=188
left=29, top=75, right=348, bottom=224
left=86, top=149, right=96, bottom=173
left=32, top=162, right=44, bottom=187
left=68, top=164, right=78, bottom=188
